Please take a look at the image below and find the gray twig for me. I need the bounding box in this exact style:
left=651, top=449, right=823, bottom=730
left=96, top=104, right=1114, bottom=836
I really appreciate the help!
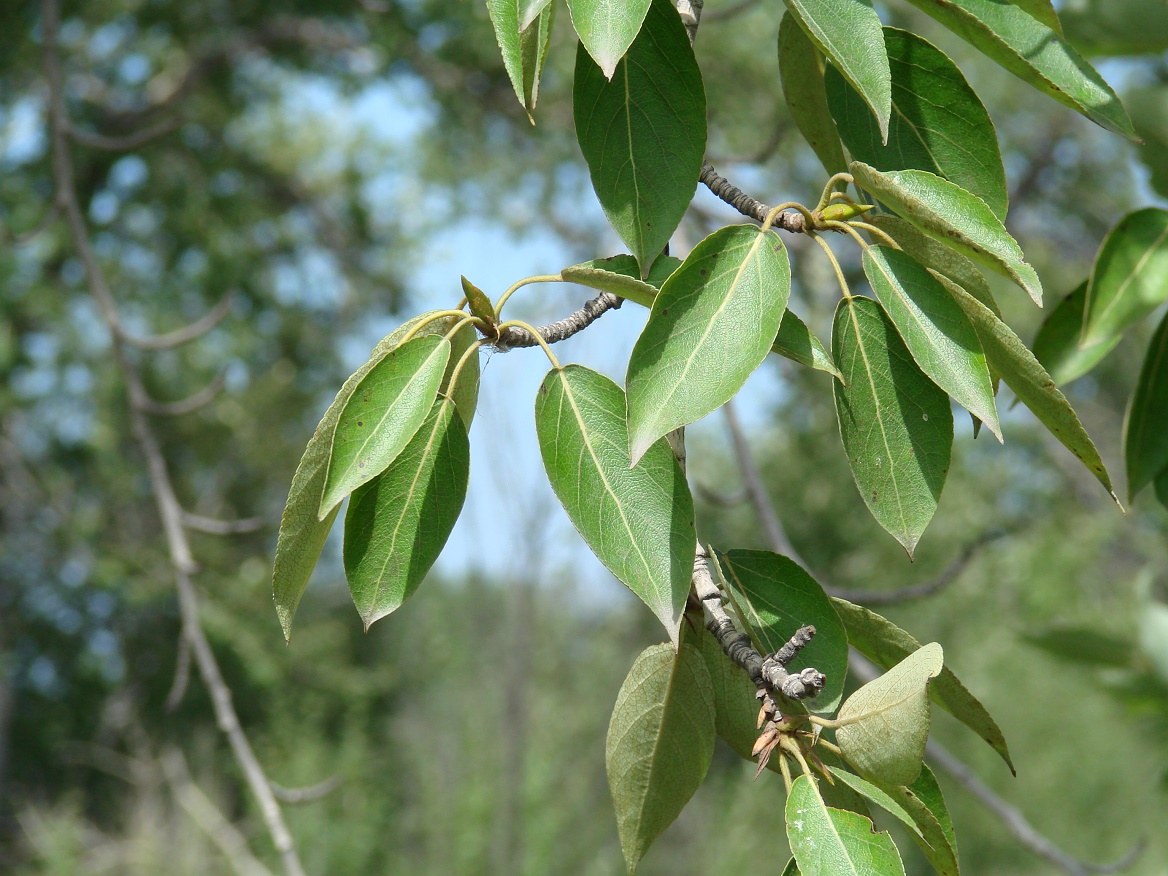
left=494, top=291, right=623, bottom=350
left=269, top=776, right=343, bottom=804
left=700, top=162, right=809, bottom=233
left=182, top=511, right=265, bottom=535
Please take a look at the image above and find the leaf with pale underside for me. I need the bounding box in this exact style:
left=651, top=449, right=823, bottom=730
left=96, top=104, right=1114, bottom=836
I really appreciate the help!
left=864, top=246, right=1000, bottom=441
left=318, top=335, right=450, bottom=519
left=852, top=164, right=1042, bottom=305
left=567, top=0, right=652, bottom=80
left=715, top=549, right=849, bottom=713
left=827, top=28, right=1007, bottom=221
left=772, top=309, right=842, bottom=379
left=626, top=225, right=791, bottom=464
left=901, top=0, right=1136, bottom=141
left=948, top=284, right=1117, bottom=501
left=1033, top=282, right=1120, bottom=386
left=782, top=0, right=891, bottom=141
left=1081, top=208, right=1168, bottom=346
left=342, top=396, right=470, bottom=629
left=881, top=766, right=960, bottom=876
left=837, top=642, right=943, bottom=786
left=573, top=0, right=705, bottom=275
left=785, top=775, right=906, bottom=876
left=487, top=0, right=555, bottom=121
left=607, top=642, right=714, bottom=874
left=272, top=315, right=478, bottom=641
left=778, top=13, right=847, bottom=175
left=560, top=254, right=682, bottom=309
left=832, top=296, right=953, bottom=557
left=519, top=0, right=553, bottom=31
left=1125, top=310, right=1168, bottom=500
left=536, top=365, right=694, bottom=642
left=831, top=596, right=1013, bottom=773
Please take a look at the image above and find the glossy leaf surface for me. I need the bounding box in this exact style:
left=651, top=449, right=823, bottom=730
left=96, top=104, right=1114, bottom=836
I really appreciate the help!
left=343, top=397, right=470, bottom=629
left=567, top=0, right=652, bottom=80
left=626, top=225, right=790, bottom=464
left=607, top=643, right=715, bottom=874
left=832, top=296, right=953, bottom=556
left=536, top=365, right=694, bottom=642
left=778, top=12, right=848, bottom=175
left=786, top=775, right=906, bottom=876
left=716, top=549, right=848, bottom=712
left=1125, top=310, right=1168, bottom=499
left=837, top=643, right=943, bottom=786
left=832, top=596, right=1013, bottom=772
left=1032, top=282, right=1120, bottom=386
left=1082, top=208, right=1168, bottom=346
left=863, top=246, right=1000, bottom=440
left=573, top=0, right=705, bottom=274
left=772, top=309, right=842, bottom=379
left=828, top=28, right=1006, bottom=220
left=851, top=163, right=1042, bottom=305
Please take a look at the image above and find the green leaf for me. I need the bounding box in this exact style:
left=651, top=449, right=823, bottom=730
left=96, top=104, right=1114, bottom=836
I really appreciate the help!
left=573, top=0, right=706, bottom=275
left=851, top=163, right=1042, bottom=306
left=863, top=246, right=1000, bottom=441
left=876, top=766, right=959, bottom=876
left=535, top=365, right=695, bottom=642
left=626, top=225, right=791, bottom=464
left=786, top=775, right=906, bottom=876
left=560, top=253, right=681, bottom=309
left=715, top=549, right=849, bottom=713
left=272, top=314, right=477, bottom=641
left=519, top=0, right=553, bottom=31
left=782, top=0, right=891, bottom=142
left=460, top=275, right=497, bottom=327
left=837, top=643, right=943, bottom=786
left=1081, top=208, right=1168, bottom=346
left=318, top=336, right=451, bottom=519
left=567, top=0, right=652, bottom=80
left=343, top=397, right=470, bottom=629
left=1032, top=282, right=1120, bottom=386
left=607, top=642, right=715, bottom=874
left=826, top=768, right=926, bottom=843
left=778, top=13, right=848, bottom=175
left=948, top=283, right=1117, bottom=501
left=772, top=309, right=842, bottom=379
left=831, top=596, right=1014, bottom=773
left=827, top=28, right=1007, bottom=221
left=1125, top=309, right=1168, bottom=499
left=1126, top=86, right=1168, bottom=202
left=781, top=859, right=801, bottom=876
left=831, top=296, right=953, bottom=557
left=487, top=0, right=555, bottom=121
left=901, top=0, right=1137, bottom=141
left=1062, top=0, right=1168, bottom=56
left=1012, top=0, right=1062, bottom=35
left=1022, top=624, right=1135, bottom=668
left=1156, top=468, right=1168, bottom=512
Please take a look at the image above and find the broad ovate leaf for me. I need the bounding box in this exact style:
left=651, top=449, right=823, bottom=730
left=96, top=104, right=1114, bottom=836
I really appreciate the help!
left=1124, top=309, right=1168, bottom=499
left=851, top=163, right=1042, bottom=305
left=318, top=335, right=451, bottom=519
left=573, top=0, right=706, bottom=275
left=863, top=246, right=1000, bottom=441
left=832, top=596, right=1014, bottom=773
left=949, top=284, right=1117, bottom=501
left=715, top=549, right=849, bottom=713
left=626, top=225, right=791, bottom=464
left=827, top=28, right=1007, bottom=221
left=772, top=308, right=842, bottom=379
left=607, top=642, right=715, bottom=874
left=902, top=0, right=1137, bottom=141
left=487, top=0, right=555, bottom=121
left=1032, top=282, right=1120, bottom=386
left=778, top=12, right=848, bottom=175
left=785, top=775, right=906, bottom=876
left=837, top=642, right=943, bottom=786
left=560, top=253, right=681, bottom=309
left=535, top=365, right=694, bottom=642
left=782, top=0, right=891, bottom=141
left=1081, top=208, right=1168, bottom=346
left=567, top=0, right=652, bottom=80
left=272, top=314, right=478, bottom=641
left=832, top=296, right=953, bottom=557
left=343, top=396, right=470, bottom=629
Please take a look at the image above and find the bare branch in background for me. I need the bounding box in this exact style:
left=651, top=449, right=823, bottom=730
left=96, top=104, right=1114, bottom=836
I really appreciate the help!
left=68, top=116, right=181, bottom=152
left=182, top=511, right=266, bottom=535
left=123, top=292, right=235, bottom=350
left=164, top=636, right=192, bottom=712
left=269, top=776, right=343, bottom=804
left=139, top=371, right=226, bottom=416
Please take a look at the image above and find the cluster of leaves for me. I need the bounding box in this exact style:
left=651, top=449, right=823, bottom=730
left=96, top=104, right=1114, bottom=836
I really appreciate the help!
left=272, top=0, right=1167, bottom=872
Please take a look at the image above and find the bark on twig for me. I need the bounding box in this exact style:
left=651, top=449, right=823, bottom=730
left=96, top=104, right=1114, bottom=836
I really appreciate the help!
left=493, top=291, right=623, bottom=350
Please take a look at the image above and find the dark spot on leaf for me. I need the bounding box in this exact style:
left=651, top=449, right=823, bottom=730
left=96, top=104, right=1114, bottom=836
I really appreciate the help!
left=358, top=461, right=365, bottom=469
left=357, top=420, right=364, bottom=427
left=700, top=269, right=707, bottom=276
left=539, top=384, right=547, bottom=396
left=661, top=308, right=669, bottom=316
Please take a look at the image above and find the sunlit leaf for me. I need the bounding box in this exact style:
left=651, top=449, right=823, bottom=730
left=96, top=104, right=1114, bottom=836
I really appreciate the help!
left=560, top=253, right=681, bottom=309
left=828, top=28, right=1007, bottom=220
left=863, top=246, right=1000, bottom=441
left=831, top=596, right=1014, bottom=773
left=519, top=0, right=554, bottom=31
left=626, top=225, right=790, bottom=464
left=460, top=275, right=497, bottom=327
left=832, top=296, right=953, bottom=557
left=826, top=768, right=925, bottom=843
left=567, top=0, right=652, bottom=80
left=1081, top=208, right=1168, bottom=346
left=837, top=643, right=943, bottom=786
left=607, top=642, right=715, bottom=874
left=782, top=0, right=890, bottom=141
left=487, top=0, right=556, bottom=121
left=851, top=163, right=1042, bottom=305
left=772, top=309, right=842, bottom=379
left=1012, top=0, right=1062, bottom=34
left=1125, top=310, right=1168, bottom=499
left=901, top=0, right=1137, bottom=141
left=535, top=365, right=694, bottom=642
left=786, top=775, right=906, bottom=876
left=1032, top=282, right=1120, bottom=386
left=778, top=12, right=848, bottom=175
left=573, top=0, right=706, bottom=274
